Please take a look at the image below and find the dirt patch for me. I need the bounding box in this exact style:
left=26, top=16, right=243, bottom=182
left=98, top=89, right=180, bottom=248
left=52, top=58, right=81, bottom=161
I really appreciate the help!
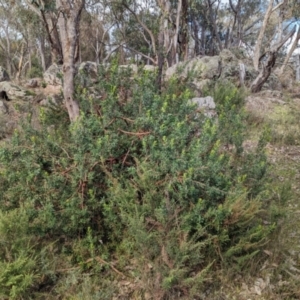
left=39, top=84, right=62, bottom=96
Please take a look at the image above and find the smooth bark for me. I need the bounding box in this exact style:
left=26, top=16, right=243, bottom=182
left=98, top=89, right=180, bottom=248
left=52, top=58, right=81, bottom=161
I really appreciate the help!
left=56, top=0, right=85, bottom=122
left=251, top=25, right=296, bottom=92
left=278, top=26, right=300, bottom=76
left=253, top=0, right=288, bottom=71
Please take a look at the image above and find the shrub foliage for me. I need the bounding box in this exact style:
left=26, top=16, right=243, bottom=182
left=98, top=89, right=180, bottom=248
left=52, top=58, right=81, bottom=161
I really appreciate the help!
left=0, top=65, right=277, bottom=298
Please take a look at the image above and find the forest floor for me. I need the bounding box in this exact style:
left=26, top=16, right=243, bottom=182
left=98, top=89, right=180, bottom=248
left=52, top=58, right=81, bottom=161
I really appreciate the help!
left=214, top=88, right=300, bottom=299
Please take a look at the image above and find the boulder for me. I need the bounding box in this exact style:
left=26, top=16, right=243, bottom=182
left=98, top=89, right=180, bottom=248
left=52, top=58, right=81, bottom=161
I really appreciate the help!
left=143, top=65, right=157, bottom=72
left=166, top=55, right=221, bottom=82
left=39, top=94, right=63, bottom=106
left=0, top=66, right=10, bottom=82
left=33, top=91, right=63, bottom=106
left=26, top=78, right=41, bottom=88
left=119, top=64, right=138, bottom=74
left=165, top=49, right=269, bottom=90
left=77, top=61, right=98, bottom=87
left=190, top=96, right=216, bottom=109
left=165, top=54, right=222, bottom=91
left=0, top=81, right=31, bottom=101
left=43, top=63, right=63, bottom=86
left=189, top=96, right=217, bottom=118
left=79, top=61, right=98, bottom=79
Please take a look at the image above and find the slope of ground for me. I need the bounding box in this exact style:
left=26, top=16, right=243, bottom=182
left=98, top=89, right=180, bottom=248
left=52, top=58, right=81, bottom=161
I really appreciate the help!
left=211, top=88, right=300, bottom=299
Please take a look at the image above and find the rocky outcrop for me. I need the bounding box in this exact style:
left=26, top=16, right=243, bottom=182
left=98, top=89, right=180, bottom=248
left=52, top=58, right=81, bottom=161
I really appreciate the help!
left=0, top=81, right=31, bottom=101
left=43, top=63, right=63, bottom=86
left=165, top=55, right=221, bottom=88
left=165, top=49, right=281, bottom=91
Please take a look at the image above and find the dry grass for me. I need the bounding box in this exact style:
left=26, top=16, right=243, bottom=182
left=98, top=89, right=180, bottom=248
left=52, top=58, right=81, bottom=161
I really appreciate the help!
left=212, top=90, right=300, bottom=300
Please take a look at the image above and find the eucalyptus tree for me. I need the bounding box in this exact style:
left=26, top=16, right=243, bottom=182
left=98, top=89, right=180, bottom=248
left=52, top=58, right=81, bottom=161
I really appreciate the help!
left=224, top=0, right=262, bottom=49
left=0, top=0, right=25, bottom=77
left=113, top=0, right=190, bottom=89
left=23, top=0, right=85, bottom=121
left=79, top=8, right=109, bottom=63
left=251, top=0, right=297, bottom=92
left=24, top=0, right=63, bottom=64
left=13, top=3, right=49, bottom=75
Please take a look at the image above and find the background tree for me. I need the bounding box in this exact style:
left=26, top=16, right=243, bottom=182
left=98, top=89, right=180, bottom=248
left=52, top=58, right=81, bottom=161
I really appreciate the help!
left=251, top=0, right=297, bottom=92
left=56, top=0, right=85, bottom=121
left=24, top=0, right=64, bottom=64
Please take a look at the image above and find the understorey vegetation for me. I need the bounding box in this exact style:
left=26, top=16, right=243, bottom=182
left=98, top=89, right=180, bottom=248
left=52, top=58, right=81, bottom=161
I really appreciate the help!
left=0, top=66, right=284, bottom=299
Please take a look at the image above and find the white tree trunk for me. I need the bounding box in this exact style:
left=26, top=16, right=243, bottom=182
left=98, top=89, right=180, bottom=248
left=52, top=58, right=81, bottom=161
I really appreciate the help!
left=251, top=25, right=296, bottom=93
left=253, top=0, right=273, bottom=71
left=253, top=0, right=288, bottom=71
left=56, top=0, right=85, bottom=122
left=278, top=26, right=300, bottom=76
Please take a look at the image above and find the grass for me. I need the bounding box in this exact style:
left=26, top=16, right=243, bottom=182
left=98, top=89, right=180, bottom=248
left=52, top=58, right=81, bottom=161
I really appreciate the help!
left=216, top=91, right=300, bottom=299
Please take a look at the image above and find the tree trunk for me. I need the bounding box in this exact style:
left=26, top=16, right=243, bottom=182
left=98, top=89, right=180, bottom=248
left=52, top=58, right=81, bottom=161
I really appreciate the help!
left=251, top=25, right=296, bottom=93
left=278, top=26, right=300, bottom=76
left=56, top=0, right=85, bottom=122
left=40, top=11, right=63, bottom=64
left=253, top=0, right=288, bottom=71
left=16, top=42, right=24, bottom=80
left=156, top=20, right=165, bottom=92
left=37, top=37, right=46, bottom=72
left=180, top=0, right=189, bottom=61
left=207, top=0, right=223, bottom=52
left=253, top=0, right=273, bottom=71
left=251, top=52, right=277, bottom=93
left=173, top=0, right=182, bottom=65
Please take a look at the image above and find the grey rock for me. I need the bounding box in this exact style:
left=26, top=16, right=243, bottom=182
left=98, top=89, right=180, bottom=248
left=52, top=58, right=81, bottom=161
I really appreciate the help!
left=165, top=49, right=278, bottom=91
left=143, top=65, right=157, bottom=72
left=39, top=94, right=63, bottom=106
left=119, top=64, right=138, bottom=74
left=166, top=55, right=221, bottom=81
left=26, top=78, right=40, bottom=88
left=0, top=81, right=30, bottom=101
left=189, top=96, right=216, bottom=109
left=34, top=93, right=63, bottom=106
left=79, top=61, right=98, bottom=79
left=43, top=63, right=63, bottom=86
left=78, top=61, right=98, bottom=87
left=189, top=96, right=217, bottom=118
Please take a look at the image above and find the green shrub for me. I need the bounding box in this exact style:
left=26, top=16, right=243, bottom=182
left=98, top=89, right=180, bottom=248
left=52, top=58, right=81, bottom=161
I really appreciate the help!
left=0, top=209, right=38, bottom=299
left=27, top=55, right=43, bottom=78
left=0, top=64, right=278, bottom=298
left=27, top=66, right=43, bottom=79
